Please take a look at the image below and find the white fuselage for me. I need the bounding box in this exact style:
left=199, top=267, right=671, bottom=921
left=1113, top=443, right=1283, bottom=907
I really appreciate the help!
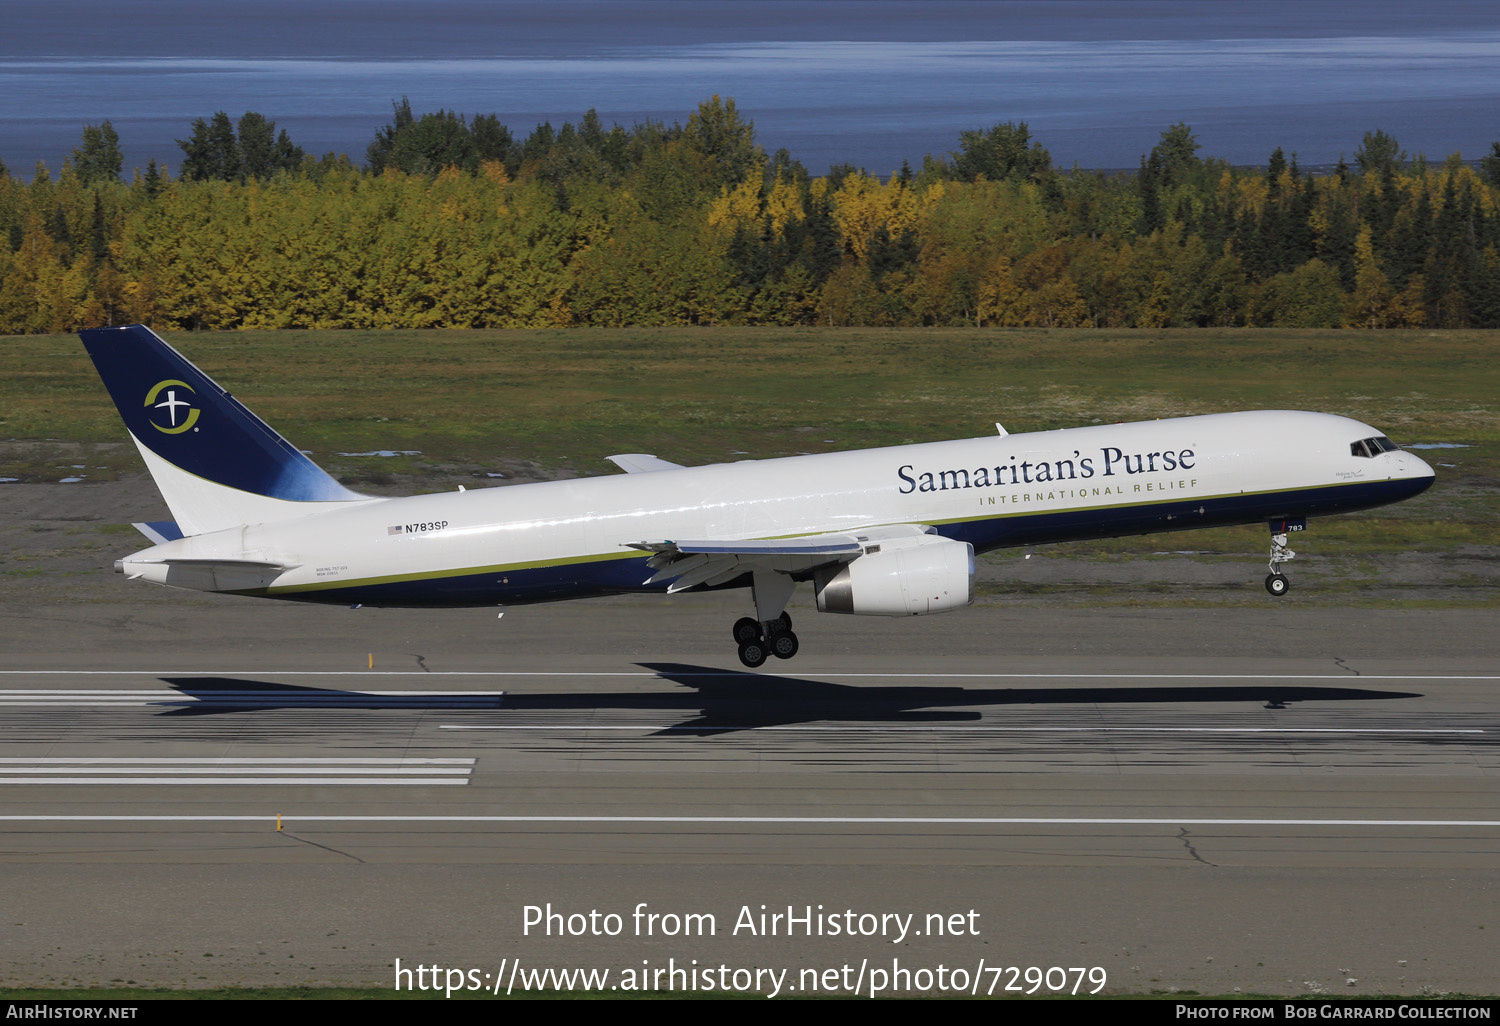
left=118, top=410, right=1435, bottom=607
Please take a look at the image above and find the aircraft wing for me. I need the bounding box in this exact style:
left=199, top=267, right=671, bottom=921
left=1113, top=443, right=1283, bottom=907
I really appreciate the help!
left=627, top=526, right=936, bottom=594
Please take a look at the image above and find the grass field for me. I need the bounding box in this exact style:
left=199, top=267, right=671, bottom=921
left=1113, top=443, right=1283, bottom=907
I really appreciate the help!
left=3, top=326, right=1497, bottom=563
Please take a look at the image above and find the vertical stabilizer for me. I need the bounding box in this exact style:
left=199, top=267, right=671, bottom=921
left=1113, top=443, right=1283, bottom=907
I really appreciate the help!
left=81, top=324, right=373, bottom=535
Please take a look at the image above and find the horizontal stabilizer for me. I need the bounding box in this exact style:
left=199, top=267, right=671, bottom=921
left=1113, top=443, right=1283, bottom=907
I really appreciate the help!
left=146, top=558, right=300, bottom=570
left=116, top=556, right=300, bottom=593
left=607, top=453, right=686, bottom=474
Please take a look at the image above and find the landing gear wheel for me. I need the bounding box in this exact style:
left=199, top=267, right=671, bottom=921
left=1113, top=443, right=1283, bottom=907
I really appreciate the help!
left=1265, top=573, right=1290, bottom=597
left=738, top=639, right=768, bottom=668
left=769, top=630, right=799, bottom=660
left=732, top=617, right=762, bottom=644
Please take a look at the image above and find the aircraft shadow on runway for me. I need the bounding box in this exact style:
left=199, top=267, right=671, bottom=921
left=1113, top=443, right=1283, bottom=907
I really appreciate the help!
left=627, top=663, right=1424, bottom=735
left=152, top=668, right=1422, bottom=736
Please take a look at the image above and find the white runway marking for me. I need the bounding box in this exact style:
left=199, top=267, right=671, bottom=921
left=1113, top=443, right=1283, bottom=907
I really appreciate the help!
left=0, top=779, right=470, bottom=785
left=0, top=689, right=506, bottom=708
left=0, top=757, right=475, bottom=786
left=2, top=815, right=1498, bottom=827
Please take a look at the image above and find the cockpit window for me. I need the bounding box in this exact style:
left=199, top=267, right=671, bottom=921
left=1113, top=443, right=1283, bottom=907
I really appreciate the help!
left=1351, top=436, right=1399, bottom=458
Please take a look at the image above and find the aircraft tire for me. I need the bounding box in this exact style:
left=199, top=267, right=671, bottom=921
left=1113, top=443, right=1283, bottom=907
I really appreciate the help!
left=770, top=630, right=799, bottom=660
left=1265, top=573, right=1290, bottom=597
left=732, top=617, right=762, bottom=643
left=738, top=639, right=768, bottom=668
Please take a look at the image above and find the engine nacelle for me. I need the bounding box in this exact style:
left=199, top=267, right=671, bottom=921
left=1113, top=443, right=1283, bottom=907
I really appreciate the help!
left=813, top=537, right=974, bottom=616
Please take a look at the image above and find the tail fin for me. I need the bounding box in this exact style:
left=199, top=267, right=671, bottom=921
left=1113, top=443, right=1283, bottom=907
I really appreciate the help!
left=81, top=324, right=371, bottom=536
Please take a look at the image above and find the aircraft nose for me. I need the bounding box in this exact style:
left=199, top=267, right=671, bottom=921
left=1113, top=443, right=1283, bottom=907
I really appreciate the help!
left=1402, top=450, right=1436, bottom=489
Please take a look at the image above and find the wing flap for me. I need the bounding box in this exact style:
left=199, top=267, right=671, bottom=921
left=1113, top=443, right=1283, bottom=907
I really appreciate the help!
left=628, top=525, right=938, bottom=591
left=629, top=535, right=864, bottom=558
left=628, top=531, right=869, bottom=591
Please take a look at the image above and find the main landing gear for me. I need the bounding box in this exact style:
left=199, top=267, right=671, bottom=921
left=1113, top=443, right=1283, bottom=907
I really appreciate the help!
left=733, top=613, right=798, bottom=668
left=1264, top=526, right=1297, bottom=597
left=734, top=570, right=800, bottom=668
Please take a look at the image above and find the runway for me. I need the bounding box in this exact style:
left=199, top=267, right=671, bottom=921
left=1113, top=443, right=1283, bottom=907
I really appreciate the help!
left=2, top=598, right=1498, bottom=996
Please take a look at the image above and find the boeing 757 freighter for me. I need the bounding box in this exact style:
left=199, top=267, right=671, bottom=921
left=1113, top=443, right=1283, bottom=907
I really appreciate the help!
left=81, top=325, right=1435, bottom=666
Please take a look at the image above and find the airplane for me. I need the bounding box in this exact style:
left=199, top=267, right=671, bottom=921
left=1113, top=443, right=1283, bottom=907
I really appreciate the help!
left=81, top=324, right=1435, bottom=667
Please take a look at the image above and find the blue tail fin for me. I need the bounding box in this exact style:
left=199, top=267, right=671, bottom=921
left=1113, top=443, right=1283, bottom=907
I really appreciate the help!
left=81, top=324, right=369, bottom=535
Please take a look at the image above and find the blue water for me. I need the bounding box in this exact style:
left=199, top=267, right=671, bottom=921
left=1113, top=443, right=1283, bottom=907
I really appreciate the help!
left=5, top=1, right=1500, bottom=177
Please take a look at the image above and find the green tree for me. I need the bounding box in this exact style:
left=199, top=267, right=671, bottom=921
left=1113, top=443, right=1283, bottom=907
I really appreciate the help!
left=71, top=120, right=123, bottom=185
left=235, top=112, right=303, bottom=179
left=366, top=98, right=415, bottom=172
left=951, top=122, right=1051, bottom=184
left=470, top=114, right=514, bottom=169
left=1355, top=129, right=1404, bottom=176
left=178, top=112, right=240, bottom=181
left=1137, top=155, right=1161, bottom=235
left=1148, top=122, right=1201, bottom=189
left=385, top=110, right=477, bottom=175
left=682, top=95, right=764, bottom=189
left=237, top=112, right=277, bottom=179
left=141, top=159, right=164, bottom=199
left=1480, top=141, right=1500, bottom=188
left=1255, top=258, right=1344, bottom=327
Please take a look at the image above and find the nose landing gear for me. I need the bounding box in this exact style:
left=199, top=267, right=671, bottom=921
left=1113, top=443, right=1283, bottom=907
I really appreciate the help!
left=1264, top=520, right=1301, bottom=597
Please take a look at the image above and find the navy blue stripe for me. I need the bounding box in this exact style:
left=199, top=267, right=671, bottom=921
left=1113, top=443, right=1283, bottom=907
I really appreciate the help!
left=938, top=476, right=1432, bottom=551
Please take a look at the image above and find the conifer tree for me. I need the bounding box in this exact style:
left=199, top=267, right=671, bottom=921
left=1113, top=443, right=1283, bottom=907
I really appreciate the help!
left=1483, top=141, right=1500, bottom=188
left=72, top=121, right=123, bottom=185
left=178, top=112, right=240, bottom=181
left=1355, top=130, right=1404, bottom=176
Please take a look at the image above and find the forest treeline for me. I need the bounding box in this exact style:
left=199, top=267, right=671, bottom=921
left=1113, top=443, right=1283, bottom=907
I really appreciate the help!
left=4, top=97, right=1500, bottom=334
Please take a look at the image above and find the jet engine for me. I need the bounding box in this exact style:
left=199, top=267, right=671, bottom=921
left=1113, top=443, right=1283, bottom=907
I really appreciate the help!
left=813, top=536, right=974, bottom=615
